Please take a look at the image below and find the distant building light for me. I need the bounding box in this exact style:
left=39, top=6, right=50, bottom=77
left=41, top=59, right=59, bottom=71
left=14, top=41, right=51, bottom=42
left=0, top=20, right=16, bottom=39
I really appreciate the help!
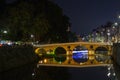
left=31, top=34, right=34, bottom=38
left=118, top=15, right=120, bottom=19
left=114, top=22, right=118, bottom=26
left=3, top=30, right=7, bottom=34
left=66, top=25, right=71, bottom=32
left=107, top=33, right=110, bottom=36
left=112, top=26, right=115, bottom=28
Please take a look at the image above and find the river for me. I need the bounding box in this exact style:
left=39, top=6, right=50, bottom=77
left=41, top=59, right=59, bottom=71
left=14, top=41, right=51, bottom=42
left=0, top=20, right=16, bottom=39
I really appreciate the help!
left=0, top=46, right=117, bottom=80
left=0, top=61, right=116, bottom=80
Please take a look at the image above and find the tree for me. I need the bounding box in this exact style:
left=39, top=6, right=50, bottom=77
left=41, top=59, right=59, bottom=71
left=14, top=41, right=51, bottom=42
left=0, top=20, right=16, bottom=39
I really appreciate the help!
left=1, top=0, right=71, bottom=43
left=43, top=1, right=70, bottom=43
left=3, top=0, right=50, bottom=41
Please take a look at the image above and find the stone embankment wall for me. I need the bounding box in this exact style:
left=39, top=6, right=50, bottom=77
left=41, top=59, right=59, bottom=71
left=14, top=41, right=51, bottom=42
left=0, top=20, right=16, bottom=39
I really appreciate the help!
left=0, top=44, right=39, bottom=72
left=112, top=43, right=120, bottom=80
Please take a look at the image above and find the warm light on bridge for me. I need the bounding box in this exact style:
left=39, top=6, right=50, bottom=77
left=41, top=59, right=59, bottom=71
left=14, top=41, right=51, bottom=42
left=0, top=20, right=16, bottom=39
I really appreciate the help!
left=34, top=42, right=112, bottom=67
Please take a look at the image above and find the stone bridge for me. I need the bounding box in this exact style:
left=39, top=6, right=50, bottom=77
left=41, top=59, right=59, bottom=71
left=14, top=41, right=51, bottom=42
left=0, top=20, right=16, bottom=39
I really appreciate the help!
left=34, top=42, right=112, bottom=65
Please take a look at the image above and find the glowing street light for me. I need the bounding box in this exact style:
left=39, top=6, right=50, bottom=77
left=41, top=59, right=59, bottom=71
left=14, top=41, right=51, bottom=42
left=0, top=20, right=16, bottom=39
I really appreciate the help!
left=3, top=30, right=7, bottom=34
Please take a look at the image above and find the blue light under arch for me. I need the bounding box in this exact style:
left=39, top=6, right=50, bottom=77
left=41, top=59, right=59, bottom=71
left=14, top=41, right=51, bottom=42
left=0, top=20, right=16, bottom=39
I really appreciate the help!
left=72, top=46, right=88, bottom=63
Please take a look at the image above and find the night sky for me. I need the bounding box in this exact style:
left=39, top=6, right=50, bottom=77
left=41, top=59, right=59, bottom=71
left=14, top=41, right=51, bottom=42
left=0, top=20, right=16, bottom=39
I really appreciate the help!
left=54, top=0, right=120, bottom=34
left=6, top=0, right=120, bottom=34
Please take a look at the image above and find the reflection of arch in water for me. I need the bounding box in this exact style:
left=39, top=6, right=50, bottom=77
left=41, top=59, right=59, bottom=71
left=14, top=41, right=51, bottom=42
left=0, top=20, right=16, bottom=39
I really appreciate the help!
left=54, top=55, right=66, bottom=63
left=72, top=46, right=88, bottom=63
left=54, top=47, right=66, bottom=63
left=46, top=49, right=54, bottom=54
left=35, top=48, right=46, bottom=56
left=95, top=46, right=108, bottom=62
left=95, top=46, right=108, bottom=54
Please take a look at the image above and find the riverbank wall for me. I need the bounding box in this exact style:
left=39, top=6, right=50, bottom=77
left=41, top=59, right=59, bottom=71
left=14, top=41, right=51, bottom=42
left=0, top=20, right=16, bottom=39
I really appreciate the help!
left=112, top=43, right=120, bottom=80
left=0, top=44, right=39, bottom=72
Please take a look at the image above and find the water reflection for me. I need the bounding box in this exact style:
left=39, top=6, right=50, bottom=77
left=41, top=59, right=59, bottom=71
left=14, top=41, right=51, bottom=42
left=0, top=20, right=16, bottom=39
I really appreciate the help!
left=0, top=55, right=113, bottom=80
left=72, top=45, right=89, bottom=63
left=95, top=54, right=108, bottom=62
left=0, top=63, right=112, bottom=80
left=54, top=55, right=66, bottom=63
left=95, top=47, right=108, bottom=63
left=37, top=54, right=111, bottom=66
left=72, top=50, right=88, bottom=63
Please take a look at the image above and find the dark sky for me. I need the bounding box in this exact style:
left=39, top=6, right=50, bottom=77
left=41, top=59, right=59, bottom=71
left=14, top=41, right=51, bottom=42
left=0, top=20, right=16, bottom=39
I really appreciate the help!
left=6, top=0, right=120, bottom=34
left=54, top=0, right=120, bottom=34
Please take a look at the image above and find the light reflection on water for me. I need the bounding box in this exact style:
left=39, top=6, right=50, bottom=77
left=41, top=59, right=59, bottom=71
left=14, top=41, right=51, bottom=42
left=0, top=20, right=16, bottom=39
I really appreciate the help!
left=38, top=52, right=111, bottom=66
left=0, top=62, right=114, bottom=80
left=72, top=50, right=88, bottom=63
left=0, top=54, right=115, bottom=80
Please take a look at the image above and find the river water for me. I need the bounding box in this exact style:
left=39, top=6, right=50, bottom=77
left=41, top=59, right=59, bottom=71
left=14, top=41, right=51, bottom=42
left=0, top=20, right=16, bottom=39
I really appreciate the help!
left=0, top=48, right=117, bottom=80
left=1, top=65, right=116, bottom=80
left=0, top=56, right=116, bottom=80
left=0, top=63, right=110, bottom=80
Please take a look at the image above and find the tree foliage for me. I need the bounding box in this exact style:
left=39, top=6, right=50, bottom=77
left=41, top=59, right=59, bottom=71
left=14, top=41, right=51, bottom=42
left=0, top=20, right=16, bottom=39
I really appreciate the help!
left=0, top=0, right=71, bottom=43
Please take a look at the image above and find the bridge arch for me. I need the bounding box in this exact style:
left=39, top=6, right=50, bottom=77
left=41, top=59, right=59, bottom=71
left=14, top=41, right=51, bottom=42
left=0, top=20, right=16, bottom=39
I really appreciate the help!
left=53, top=47, right=67, bottom=63
left=72, top=45, right=89, bottom=63
left=54, top=55, right=66, bottom=63
left=94, top=46, right=109, bottom=63
left=54, top=46, right=66, bottom=55
left=35, top=48, right=46, bottom=56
